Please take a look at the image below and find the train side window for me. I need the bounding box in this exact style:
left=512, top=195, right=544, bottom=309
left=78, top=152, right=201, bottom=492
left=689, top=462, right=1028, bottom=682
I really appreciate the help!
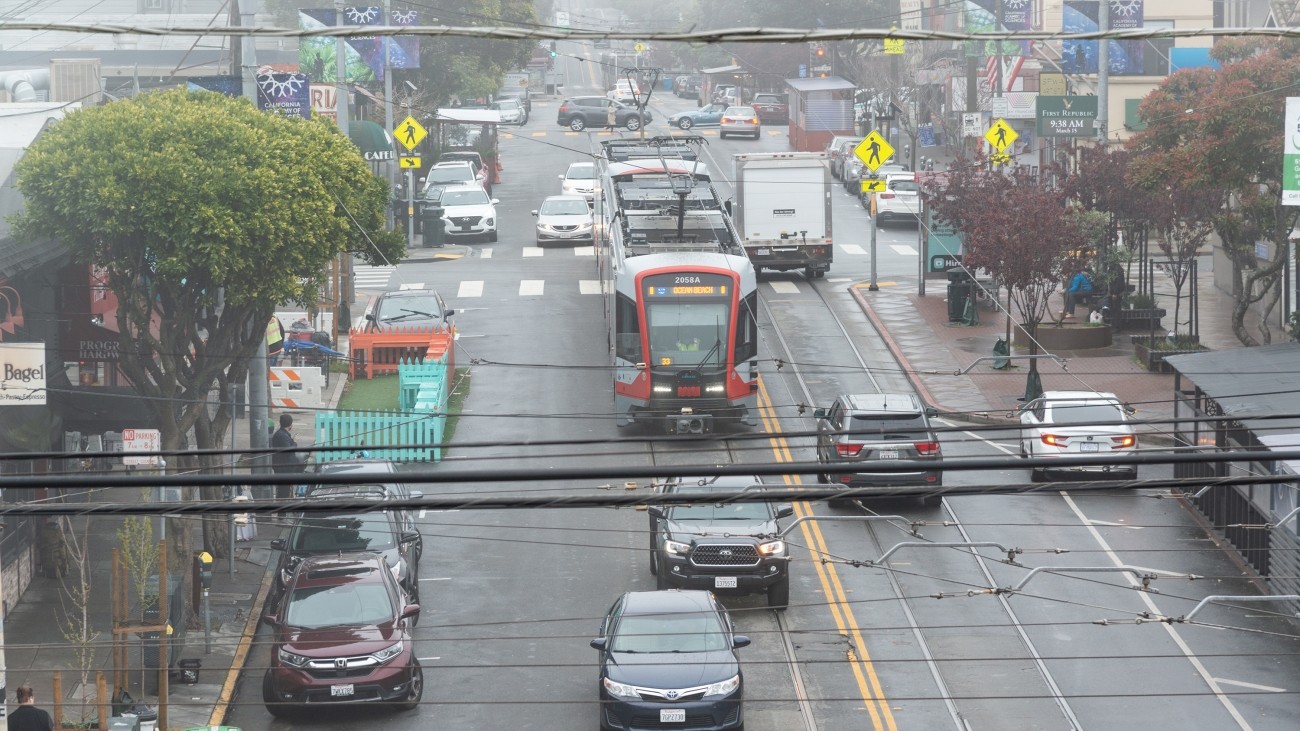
left=615, top=293, right=643, bottom=362
left=733, top=292, right=758, bottom=363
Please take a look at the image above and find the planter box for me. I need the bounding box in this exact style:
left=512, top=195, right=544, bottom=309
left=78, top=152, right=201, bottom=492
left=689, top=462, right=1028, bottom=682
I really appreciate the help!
left=1012, top=323, right=1112, bottom=350
left=1115, top=307, right=1166, bottom=332
left=1131, top=335, right=1208, bottom=373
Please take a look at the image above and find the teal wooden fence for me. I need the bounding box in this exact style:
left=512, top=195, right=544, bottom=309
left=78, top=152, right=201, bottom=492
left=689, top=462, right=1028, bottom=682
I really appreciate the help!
left=316, top=352, right=451, bottom=463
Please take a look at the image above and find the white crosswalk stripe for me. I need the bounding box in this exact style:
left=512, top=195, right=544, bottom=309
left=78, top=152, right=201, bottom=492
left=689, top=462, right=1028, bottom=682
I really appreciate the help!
left=353, top=265, right=396, bottom=289
left=458, top=281, right=484, bottom=298
left=840, top=244, right=867, bottom=256
left=768, top=281, right=800, bottom=294
left=522, top=247, right=544, bottom=257
left=579, top=280, right=601, bottom=294
left=480, top=248, right=493, bottom=258
left=573, top=246, right=595, bottom=256
left=519, top=280, right=545, bottom=296
left=890, top=244, right=919, bottom=256
left=398, top=282, right=425, bottom=290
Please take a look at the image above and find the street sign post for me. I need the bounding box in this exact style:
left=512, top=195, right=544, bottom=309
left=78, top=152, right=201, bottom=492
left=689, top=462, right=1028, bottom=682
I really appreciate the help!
left=122, top=428, right=161, bottom=467
left=399, top=156, right=421, bottom=169
left=855, top=130, right=895, bottom=172
left=394, top=115, right=427, bottom=151
left=985, top=118, right=1017, bottom=153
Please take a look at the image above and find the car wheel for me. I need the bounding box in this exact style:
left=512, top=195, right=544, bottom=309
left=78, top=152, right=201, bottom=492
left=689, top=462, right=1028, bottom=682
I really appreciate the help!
left=1030, top=468, right=1044, bottom=483
left=751, top=132, right=760, bottom=140
left=677, top=117, right=694, bottom=130
left=804, top=266, right=816, bottom=280
left=719, top=131, right=727, bottom=139
left=487, top=231, right=498, bottom=243
left=656, top=571, right=671, bottom=591
left=393, top=658, right=423, bottom=712
left=922, top=494, right=943, bottom=508
left=649, top=541, right=659, bottom=575
left=263, top=672, right=292, bottom=718
left=625, top=116, right=642, bottom=131
left=568, top=116, right=587, bottom=131
left=767, top=577, right=790, bottom=609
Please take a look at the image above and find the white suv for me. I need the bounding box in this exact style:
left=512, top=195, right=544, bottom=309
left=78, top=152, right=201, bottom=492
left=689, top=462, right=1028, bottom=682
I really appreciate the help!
left=434, top=184, right=499, bottom=243
left=558, top=161, right=597, bottom=201
left=607, top=80, right=641, bottom=106
left=870, top=172, right=921, bottom=226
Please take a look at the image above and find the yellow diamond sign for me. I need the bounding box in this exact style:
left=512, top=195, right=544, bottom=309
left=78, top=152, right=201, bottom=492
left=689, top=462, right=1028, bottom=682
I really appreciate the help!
left=855, top=131, right=895, bottom=172
left=394, top=116, right=427, bottom=152
left=985, top=118, right=1017, bottom=153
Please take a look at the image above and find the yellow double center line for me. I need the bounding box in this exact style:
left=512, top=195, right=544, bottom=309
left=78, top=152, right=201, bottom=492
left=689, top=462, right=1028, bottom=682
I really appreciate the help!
left=755, top=377, right=898, bottom=731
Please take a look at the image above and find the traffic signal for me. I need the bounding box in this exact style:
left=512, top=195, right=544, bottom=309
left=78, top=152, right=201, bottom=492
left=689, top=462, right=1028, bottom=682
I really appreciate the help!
left=816, top=46, right=825, bottom=58
left=549, top=41, right=557, bottom=58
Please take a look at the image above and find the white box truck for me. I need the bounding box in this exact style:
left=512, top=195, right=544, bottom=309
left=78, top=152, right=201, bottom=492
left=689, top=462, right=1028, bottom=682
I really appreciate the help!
left=731, top=153, right=833, bottom=278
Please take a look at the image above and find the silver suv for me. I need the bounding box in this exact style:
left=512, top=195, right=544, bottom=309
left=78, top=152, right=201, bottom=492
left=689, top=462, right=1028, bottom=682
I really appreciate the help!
left=814, top=393, right=943, bottom=506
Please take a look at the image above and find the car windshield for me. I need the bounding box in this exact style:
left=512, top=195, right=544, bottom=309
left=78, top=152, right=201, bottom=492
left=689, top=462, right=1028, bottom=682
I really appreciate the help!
left=427, top=167, right=474, bottom=184
left=285, top=582, right=394, bottom=629
left=540, top=199, right=590, bottom=215
left=376, top=294, right=442, bottom=321
left=566, top=164, right=595, bottom=180
left=612, top=612, right=729, bottom=653
left=1049, top=402, right=1125, bottom=425
left=292, top=514, right=396, bottom=553
left=494, top=99, right=520, bottom=110
left=668, top=490, right=770, bottom=521
left=440, top=188, right=491, bottom=206
left=889, top=181, right=920, bottom=193
left=646, top=302, right=729, bottom=367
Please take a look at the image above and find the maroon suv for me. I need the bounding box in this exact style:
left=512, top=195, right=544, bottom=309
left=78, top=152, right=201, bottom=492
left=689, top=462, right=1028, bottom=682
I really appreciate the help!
left=262, top=554, right=422, bottom=716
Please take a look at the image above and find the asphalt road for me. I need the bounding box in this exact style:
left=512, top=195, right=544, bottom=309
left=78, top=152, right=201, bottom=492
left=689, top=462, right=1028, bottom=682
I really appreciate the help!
left=227, top=39, right=1300, bottom=731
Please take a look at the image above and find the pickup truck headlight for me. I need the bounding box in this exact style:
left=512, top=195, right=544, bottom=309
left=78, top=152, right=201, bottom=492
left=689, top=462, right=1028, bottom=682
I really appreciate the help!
left=664, top=540, right=691, bottom=556
left=758, top=540, right=785, bottom=556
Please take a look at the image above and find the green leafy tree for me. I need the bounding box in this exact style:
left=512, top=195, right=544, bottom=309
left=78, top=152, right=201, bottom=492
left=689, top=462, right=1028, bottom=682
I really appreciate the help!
left=12, top=89, right=402, bottom=592
left=1127, top=38, right=1300, bottom=345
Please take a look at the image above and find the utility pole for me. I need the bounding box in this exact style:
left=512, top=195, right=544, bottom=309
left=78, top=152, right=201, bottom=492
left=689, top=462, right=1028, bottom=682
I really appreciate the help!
left=1, top=519, right=7, bottom=731
left=383, top=0, right=396, bottom=230
left=965, top=55, right=978, bottom=157
left=1096, top=0, right=1109, bottom=145
left=335, top=0, right=354, bottom=334
left=994, top=1, right=1004, bottom=100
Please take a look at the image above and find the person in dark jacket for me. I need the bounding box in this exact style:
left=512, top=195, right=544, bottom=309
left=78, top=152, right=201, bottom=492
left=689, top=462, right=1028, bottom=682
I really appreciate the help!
left=9, top=686, right=54, bottom=731
left=270, top=414, right=306, bottom=500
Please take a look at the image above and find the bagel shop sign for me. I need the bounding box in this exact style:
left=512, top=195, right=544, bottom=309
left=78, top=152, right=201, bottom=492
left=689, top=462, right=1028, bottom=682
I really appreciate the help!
left=0, top=342, right=46, bottom=405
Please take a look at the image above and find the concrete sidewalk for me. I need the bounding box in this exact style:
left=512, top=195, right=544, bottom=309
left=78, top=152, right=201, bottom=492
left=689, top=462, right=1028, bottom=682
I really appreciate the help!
left=4, top=374, right=348, bottom=730
left=850, top=258, right=1255, bottom=443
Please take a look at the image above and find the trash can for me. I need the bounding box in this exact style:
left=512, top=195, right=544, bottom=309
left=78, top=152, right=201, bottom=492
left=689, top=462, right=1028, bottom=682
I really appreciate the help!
left=418, top=204, right=445, bottom=248
left=664, top=76, right=673, bottom=92
left=109, top=717, right=140, bottom=731
left=946, top=271, right=973, bottom=322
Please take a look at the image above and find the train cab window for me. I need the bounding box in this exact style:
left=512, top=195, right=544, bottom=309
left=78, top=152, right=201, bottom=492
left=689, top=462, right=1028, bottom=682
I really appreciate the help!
left=733, top=293, right=758, bottom=363
left=615, top=293, right=642, bottom=363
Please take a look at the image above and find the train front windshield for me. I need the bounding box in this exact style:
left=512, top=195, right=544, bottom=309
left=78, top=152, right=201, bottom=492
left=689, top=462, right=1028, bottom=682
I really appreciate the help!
left=646, top=302, right=730, bottom=367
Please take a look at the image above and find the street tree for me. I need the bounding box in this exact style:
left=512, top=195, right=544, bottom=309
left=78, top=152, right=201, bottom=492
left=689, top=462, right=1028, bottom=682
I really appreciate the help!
left=1127, top=38, right=1300, bottom=345
left=12, top=89, right=403, bottom=596
left=924, top=157, right=1088, bottom=380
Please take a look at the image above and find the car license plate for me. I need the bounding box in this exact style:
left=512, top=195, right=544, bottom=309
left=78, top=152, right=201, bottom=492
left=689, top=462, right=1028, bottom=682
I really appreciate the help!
left=1081, top=442, right=1100, bottom=452
left=661, top=709, right=686, bottom=723
left=755, top=248, right=770, bottom=256
left=878, top=449, right=899, bottom=459
left=715, top=576, right=738, bottom=589
left=330, top=684, right=354, bottom=697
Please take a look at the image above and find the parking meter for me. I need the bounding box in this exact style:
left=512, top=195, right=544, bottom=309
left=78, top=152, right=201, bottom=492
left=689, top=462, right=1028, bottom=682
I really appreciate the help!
left=198, top=551, right=214, bottom=652
left=197, top=551, right=213, bottom=589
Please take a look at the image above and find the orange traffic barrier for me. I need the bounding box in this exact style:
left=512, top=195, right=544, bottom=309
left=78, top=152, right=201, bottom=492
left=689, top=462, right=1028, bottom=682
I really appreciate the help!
left=349, top=325, right=455, bottom=379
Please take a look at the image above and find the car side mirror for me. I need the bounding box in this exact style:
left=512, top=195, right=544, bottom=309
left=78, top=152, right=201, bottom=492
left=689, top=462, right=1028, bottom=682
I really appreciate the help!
left=775, top=505, right=794, bottom=519
left=491, top=199, right=500, bottom=205
left=262, top=613, right=278, bottom=626
left=558, top=174, right=565, bottom=179
left=365, top=313, right=376, bottom=322
left=531, top=210, right=539, bottom=216
left=925, top=407, right=939, bottom=418
left=647, top=506, right=665, bottom=519
left=270, top=538, right=286, bottom=551
left=812, top=408, right=828, bottom=419
left=589, top=638, right=607, bottom=650
left=732, top=635, right=751, bottom=649
left=401, top=604, right=421, bottom=620
left=400, top=530, right=420, bottom=544
left=443, top=309, right=455, bottom=318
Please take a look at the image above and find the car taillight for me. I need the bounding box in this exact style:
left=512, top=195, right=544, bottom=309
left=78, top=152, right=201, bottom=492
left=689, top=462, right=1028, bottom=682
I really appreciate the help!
left=836, top=443, right=863, bottom=457
left=559, top=105, right=570, bottom=113
left=750, top=117, right=759, bottom=124
left=1041, top=434, right=1068, bottom=446
left=914, top=441, right=940, bottom=456
left=1111, top=435, right=1137, bottom=448
left=880, top=193, right=895, bottom=199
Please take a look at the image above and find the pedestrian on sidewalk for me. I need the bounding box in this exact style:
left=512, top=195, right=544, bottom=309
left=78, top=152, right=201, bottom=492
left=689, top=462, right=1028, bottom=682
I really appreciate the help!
left=270, top=414, right=307, bottom=500
left=9, top=686, right=55, bottom=731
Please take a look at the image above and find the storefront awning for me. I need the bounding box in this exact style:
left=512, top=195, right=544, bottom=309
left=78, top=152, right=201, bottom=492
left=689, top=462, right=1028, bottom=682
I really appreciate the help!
left=349, top=120, right=395, bottom=162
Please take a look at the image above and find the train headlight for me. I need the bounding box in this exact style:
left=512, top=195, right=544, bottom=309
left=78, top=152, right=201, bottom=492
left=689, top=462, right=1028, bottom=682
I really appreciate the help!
left=706, top=385, right=725, bottom=393
left=653, top=385, right=673, bottom=393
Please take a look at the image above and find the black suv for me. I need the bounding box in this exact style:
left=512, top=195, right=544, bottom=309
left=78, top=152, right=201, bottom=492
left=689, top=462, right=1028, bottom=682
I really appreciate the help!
left=556, top=96, right=651, bottom=132
left=647, top=476, right=794, bottom=608
left=814, top=392, right=944, bottom=506
left=271, top=510, right=422, bottom=603
left=311, top=459, right=424, bottom=558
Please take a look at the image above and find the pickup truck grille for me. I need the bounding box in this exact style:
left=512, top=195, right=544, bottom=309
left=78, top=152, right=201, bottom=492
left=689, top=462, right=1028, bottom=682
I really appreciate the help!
left=691, top=544, right=760, bottom=567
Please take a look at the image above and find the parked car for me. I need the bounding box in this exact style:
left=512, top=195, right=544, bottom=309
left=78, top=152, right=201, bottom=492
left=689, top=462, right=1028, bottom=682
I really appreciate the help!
left=814, top=392, right=943, bottom=506
left=668, top=102, right=726, bottom=130
left=432, top=184, right=499, bottom=243
left=719, top=106, right=761, bottom=140
left=607, top=79, right=641, bottom=106
left=870, top=173, right=922, bottom=226
left=856, top=162, right=908, bottom=203
left=532, top=194, right=595, bottom=245
left=749, top=92, right=789, bottom=124
left=647, top=475, right=793, bottom=607
left=556, top=96, right=651, bottom=131
left=262, top=555, right=422, bottom=716
left=435, top=151, right=490, bottom=193
left=496, top=85, right=532, bottom=115
left=591, top=590, right=749, bottom=731
left=420, top=161, right=479, bottom=199
left=674, top=75, right=702, bottom=99
left=711, top=84, right=738, bottom=105
left=365, top=288, right=453, bottom=333
left=491, top=97, right=526, bottom=125
left=1017, top=390, right=1138, bottom=481
left=311, top=459, right=424, bottom=558
left=824, top=135, right=864, bottom=180
left=558, top=161, right=597, bottom=201
left=269, top=511, right=422, bottom=603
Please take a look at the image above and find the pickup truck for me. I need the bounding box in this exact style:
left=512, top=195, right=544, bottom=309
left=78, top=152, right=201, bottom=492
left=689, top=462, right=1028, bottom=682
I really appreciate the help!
left=750, top=93, right=789, bottom=124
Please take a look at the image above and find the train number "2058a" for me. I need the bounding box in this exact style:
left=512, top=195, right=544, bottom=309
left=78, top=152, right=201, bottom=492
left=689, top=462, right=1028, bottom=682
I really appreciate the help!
left=674, top=276, right=703, bottom=284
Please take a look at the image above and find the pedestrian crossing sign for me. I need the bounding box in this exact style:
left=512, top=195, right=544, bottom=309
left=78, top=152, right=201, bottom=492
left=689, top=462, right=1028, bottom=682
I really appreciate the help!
left=860, top=177, right=886, bottom=194
left=395, top=116, right=427, bottom=151
left=855, top=131, right=894, bottom=172
left=985, top=118, right=1017, bottom=153
left=399, top=156, right=422, bottom=169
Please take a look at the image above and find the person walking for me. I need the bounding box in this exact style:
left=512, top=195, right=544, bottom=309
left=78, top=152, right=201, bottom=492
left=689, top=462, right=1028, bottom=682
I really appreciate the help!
left=270, top=414, right=306, bottom=500
left=9, top=686, right=55, bottom=731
